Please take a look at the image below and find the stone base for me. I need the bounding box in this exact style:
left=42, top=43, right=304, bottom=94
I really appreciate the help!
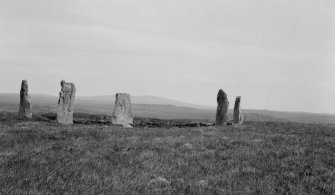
left=19, top=112, right=32, bottom=119
left=57, top=112, right=73, bottom=125
left=112, top=116, right=133, bottom=128
left=233, top=115, right=243, bottom=125
left=19, top=95, right=32, bottom=119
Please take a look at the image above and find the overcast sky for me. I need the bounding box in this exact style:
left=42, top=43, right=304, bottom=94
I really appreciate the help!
left=0, top=0, right=334, bottom=113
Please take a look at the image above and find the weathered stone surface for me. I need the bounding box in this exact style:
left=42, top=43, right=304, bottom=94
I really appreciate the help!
left=18, top=80, right=32, bottom=119
left=112, top=93, right=133, bottom=128
left=233, top=96, right=243, bottom=124
left=57, top=80, right=76, bottom=125
left=215, top=89, right=229, bottom=126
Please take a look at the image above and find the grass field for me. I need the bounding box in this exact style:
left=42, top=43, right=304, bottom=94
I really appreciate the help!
left=0, top=113, right=335, bottom=194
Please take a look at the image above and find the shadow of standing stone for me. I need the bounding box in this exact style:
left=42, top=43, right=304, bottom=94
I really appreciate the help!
left=18, top=80, right=32, bottom=119
left=57, top=80, right=76, bottom=125
left=215, top=89, right=229, bottom=126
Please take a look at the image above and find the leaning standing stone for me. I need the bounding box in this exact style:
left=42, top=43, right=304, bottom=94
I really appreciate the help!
left=215, top=89, right=229, bottom=126
left=233, top=96, right=243, bottom=124
left=112, top=93, right=134, bottom=128
left=18, top=80, right=32, bottom=119
left=57, top=80, right=76, bottom=125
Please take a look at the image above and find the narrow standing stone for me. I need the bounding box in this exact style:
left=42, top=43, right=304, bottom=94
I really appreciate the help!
left=215, top=89, right=229, bottom=126
left=112, top=93, right=134, bottom=128
left=233, top=96, right=243, bottom=124
left=18, top=80, right=32, bottom=119
left=57, top=80, right=76, bottom=125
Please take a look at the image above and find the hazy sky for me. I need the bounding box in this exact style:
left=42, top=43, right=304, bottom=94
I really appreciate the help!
left=0, top=0, right=334, bottom=113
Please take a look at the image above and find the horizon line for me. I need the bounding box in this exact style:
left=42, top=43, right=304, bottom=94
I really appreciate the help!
left=0, top=92, right=334, bottom=115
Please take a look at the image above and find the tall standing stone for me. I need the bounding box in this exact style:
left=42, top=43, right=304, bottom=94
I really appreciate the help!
left=18, top=80, right=32, bottom=119
left=57, top=80, right=76, bottom=125
left=215, top=89, right=229, bottom=126
left=233, top=96, right=243, bottom=124
left=112, top=93, right=133, bottom=128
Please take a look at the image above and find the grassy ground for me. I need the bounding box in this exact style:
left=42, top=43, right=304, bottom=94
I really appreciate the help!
left=0, top=114, right=335, bottom=194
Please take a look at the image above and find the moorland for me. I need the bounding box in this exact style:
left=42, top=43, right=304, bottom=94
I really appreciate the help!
left=0, top=112, right=335, bottom=194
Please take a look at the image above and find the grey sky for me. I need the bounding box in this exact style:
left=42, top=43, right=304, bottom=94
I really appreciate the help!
left=0, top=0, right=334, bottom=113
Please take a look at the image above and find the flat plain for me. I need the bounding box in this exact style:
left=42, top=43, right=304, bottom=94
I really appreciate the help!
left=0, top=112, right=334, bottom=194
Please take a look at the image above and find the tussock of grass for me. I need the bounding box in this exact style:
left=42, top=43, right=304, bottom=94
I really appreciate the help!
left=0, top=117, right=335, bottom=194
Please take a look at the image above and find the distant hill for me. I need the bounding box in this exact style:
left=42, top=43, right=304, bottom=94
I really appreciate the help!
left=0, top=93, right=334, bottom=123
left=243, top=109, right=335, bottom=124
left=77, top=95, right=214, bottom=109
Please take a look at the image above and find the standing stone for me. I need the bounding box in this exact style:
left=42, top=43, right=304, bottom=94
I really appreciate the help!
left=18, top=80, right=32, bottom=119
left=112, top=93, right=133, bottom=128
left=233, top=96, right=243, bottom=124
left=215, top=89, right=229, bottom=126
left=57, top=80, right=76, bottom=125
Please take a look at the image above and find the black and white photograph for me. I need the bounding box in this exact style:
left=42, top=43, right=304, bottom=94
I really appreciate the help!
left=0, top=0, right=334, bottom=194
